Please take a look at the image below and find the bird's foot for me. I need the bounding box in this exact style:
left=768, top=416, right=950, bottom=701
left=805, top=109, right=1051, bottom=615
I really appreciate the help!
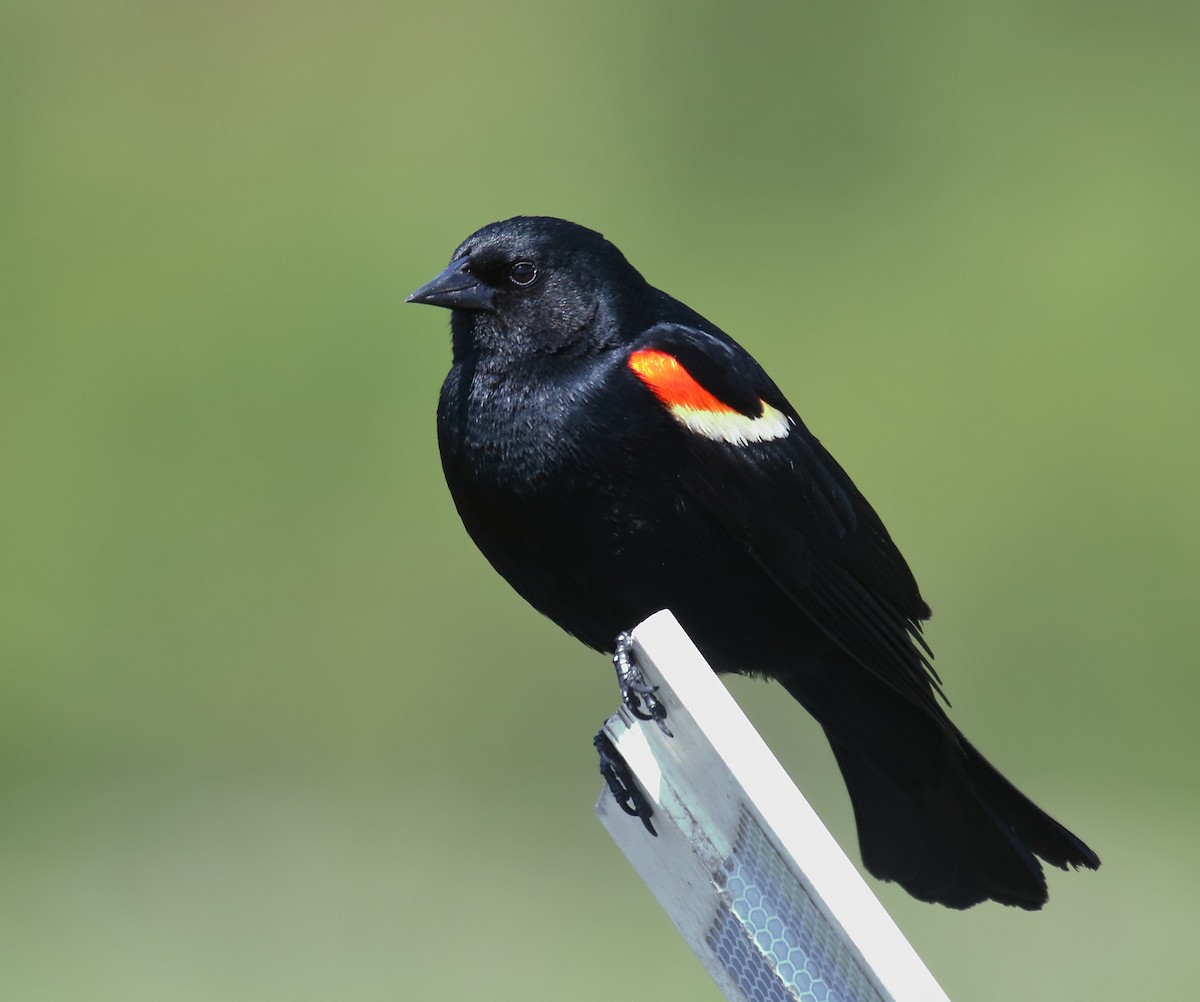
left=613, top=630, right=672, bottom=736
left=594, top=730, right=656, bottom=836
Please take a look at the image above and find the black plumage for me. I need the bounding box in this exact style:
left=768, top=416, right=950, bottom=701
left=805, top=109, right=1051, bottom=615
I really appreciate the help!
left=409, top=215, right=1099, bottom=909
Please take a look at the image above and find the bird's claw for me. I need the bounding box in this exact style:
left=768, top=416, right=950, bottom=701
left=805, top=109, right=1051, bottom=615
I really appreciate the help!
left=595, top=730, right=657, bottom=836
left=613, top=630, right=672, bottom=736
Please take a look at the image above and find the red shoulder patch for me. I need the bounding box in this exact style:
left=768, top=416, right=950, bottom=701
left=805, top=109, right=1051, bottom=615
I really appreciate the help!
left=628, top=349, right=736, bottom=414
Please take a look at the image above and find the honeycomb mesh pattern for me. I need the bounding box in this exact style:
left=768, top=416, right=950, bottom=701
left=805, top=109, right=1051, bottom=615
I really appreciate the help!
left=705, top=813, right=886, bottom=1002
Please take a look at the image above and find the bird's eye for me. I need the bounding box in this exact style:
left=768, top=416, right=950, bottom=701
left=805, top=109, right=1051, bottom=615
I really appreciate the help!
left=508, top=261, right=537, bottom=287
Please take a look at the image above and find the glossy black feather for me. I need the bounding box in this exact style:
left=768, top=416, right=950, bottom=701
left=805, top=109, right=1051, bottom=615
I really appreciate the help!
left=632, top=322, right=942, bottom=716
left=414, top=215, right=1099, bottom=909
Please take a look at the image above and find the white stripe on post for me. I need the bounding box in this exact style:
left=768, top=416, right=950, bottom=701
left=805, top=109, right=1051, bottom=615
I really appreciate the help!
left=596, top=610, right=951, bottom=1002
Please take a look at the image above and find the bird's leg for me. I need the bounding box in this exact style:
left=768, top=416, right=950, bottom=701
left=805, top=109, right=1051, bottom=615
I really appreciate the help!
left=612, top=630, right=672, bottom=736
left=594, top=730, right=656, bottom=836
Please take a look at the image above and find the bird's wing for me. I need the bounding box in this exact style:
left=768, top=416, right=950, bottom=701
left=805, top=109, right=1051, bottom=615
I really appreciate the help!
left=625, top=322, right=944, bottom=716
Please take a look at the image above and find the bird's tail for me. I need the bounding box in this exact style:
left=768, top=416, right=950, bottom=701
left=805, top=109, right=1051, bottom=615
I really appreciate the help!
left=827, top=727, right=1100, bottom=910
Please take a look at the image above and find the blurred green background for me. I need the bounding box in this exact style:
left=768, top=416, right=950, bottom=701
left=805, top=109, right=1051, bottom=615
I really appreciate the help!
left=3, top=1, right=1196, bottom=999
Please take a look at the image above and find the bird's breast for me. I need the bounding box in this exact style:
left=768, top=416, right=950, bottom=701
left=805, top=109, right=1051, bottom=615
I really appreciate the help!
left=441, top=369, right=576, bottom=491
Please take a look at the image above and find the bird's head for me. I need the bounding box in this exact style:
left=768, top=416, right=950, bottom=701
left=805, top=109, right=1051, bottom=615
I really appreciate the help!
left=407, top=216, right=650, bottom=362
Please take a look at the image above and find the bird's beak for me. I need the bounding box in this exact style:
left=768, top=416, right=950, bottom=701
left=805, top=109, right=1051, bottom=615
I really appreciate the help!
left=406, top=256, right=496, bottom=313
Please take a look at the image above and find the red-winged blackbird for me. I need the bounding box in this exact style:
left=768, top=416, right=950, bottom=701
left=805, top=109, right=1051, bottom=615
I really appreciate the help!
left=408, top=215, right=1099, bottom=910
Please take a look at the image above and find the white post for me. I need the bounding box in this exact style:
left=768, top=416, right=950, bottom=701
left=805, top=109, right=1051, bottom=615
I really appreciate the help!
left=596, top=610, right=951, bottom=1002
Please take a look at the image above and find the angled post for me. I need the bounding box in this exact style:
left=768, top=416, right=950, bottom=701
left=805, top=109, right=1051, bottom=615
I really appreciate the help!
left=596, top=610, right=951, bottom=1002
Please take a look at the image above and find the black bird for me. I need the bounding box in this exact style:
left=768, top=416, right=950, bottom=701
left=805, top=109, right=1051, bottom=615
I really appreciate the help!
left=407, top=215, right=1099, bottom=909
